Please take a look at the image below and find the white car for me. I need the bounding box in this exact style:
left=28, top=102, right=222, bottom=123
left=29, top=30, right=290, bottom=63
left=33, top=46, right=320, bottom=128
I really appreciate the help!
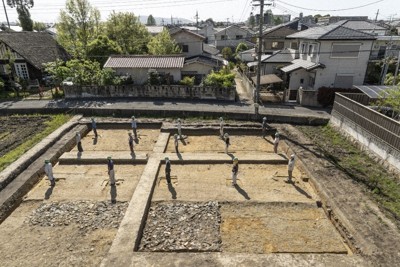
left=61, top=77, right=74, bottom=86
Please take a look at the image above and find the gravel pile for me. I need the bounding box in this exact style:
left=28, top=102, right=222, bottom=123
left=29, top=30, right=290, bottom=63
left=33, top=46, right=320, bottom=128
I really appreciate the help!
left=140, top=201, right=221, bottom=252
left=25, top=201, right=128, bottom=233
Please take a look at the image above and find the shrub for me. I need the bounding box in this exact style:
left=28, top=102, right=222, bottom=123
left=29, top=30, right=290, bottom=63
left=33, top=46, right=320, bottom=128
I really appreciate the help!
left=180, top=76, right=195, bottom=86
left=317, top=87, right=360, bottom=107
left=204, top=68, right=235, bottom=88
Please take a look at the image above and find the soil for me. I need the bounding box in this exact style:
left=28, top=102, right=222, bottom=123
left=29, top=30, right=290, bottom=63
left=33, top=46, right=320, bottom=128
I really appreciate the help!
left=275, top=124, right=400, bottom=266
left=220, top=202, right=348, bottom=254
left=166, top=135, right=275, bottom=153
left=0, top=116, right=51, bottom=157
left=0, top=201, right=122, bottom=267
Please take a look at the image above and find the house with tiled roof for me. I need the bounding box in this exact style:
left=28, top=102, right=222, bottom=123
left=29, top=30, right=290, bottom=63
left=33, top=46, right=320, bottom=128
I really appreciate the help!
left=169, top=27, right=205, bottom=58
left=0, top=32, right=69, bottom=84
left=283, top=24, right=376, bottom=104
left=214, top=25, right=255, bottom=50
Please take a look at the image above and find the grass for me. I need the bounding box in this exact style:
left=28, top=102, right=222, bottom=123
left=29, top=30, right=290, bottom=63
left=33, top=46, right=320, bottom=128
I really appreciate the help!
left=298, top=124, right=400, bottom=221
left=0, top=114, right=71, bottom=172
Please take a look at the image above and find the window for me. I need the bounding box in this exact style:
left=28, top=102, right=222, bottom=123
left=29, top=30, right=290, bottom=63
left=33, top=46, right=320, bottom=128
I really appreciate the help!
left=181, top=45, right=189, bottom=52
left=272, top=41, right=284, bottom=49
left=290, top=42, right=298, bottom=50
left=301, top=43, right=307, bottom=54
left=14, top=63, right=29, bottom=79
left=236, top=35, right=243, bottom=40
left=331, top=44, right=360, bottom=58
left=221, top=35, right=227, bottom=40
left=308, top=44, right=315, bottom=56
left=308, top=75, right=315, bottom=87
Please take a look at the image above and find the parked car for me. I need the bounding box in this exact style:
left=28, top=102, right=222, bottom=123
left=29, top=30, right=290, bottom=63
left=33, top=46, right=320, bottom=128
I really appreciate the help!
left=61, top=77, right=74, bottom=86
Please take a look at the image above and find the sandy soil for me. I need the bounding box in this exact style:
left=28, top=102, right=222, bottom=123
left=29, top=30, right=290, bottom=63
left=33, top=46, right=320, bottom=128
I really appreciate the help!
left=73, top=129, right=160, bottom=152
left=26, top=164, right=145, bottom=202
left=0, top=201, right=118, bottom=267
left=153, top=164, right=314, bottom=203
left=220, top=202, right=348, bottom=254
left=165, top=135, right=276, bottom=153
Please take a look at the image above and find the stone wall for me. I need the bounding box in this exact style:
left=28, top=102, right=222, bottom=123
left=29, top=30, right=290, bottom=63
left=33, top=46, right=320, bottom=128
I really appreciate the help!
left=63, top=85, right=235, bottom=101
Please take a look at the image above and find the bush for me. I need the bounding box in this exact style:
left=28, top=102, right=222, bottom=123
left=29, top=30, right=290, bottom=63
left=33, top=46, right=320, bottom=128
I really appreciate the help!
left=317, top=87, right=360, bottom=107
left=180, top=76, right=195, bottom=86
left=204, top=68, right=235, bottom=88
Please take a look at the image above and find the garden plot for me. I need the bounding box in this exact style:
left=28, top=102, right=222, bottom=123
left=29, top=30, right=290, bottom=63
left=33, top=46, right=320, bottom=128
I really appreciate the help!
left=165, top=135, right=276, bottom=153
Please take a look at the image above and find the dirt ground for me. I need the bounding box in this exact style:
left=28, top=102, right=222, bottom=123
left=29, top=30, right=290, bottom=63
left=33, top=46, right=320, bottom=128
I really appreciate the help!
left=0, top=115, right=50, bottom=157
left=72, top=129, right=160, bottom=152
left=165, top=135, right=276, bottom=153
left=153, top=164, right=315, bottom=203
left=275, top=124, right=400, bottom=266
left=0, top=201, right=120, bottom=267
left=25, top=164, right=145, bottom=202
left=220, top=202, right=348, bottom=254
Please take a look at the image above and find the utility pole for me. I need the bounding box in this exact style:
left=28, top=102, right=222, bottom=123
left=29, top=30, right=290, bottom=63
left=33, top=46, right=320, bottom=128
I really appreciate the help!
left=2, top=0, right=10, bottom=29
left=195, top=11, right=199, bottom=33
left=253, top=0, right=272, bottom=104
left=381, top=14, right=396, bottom=85
left=393, top=50, right=400, bottom=87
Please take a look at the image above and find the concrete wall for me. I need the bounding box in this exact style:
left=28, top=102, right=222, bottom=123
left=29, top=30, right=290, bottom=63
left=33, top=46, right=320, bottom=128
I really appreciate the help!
left=298, top=88, right=320, bottom=107
left=63, top=84, right=236, bottom=101
left=114, top=68, right=181, bottom=85
left=331, top=111, right=400, bottom=172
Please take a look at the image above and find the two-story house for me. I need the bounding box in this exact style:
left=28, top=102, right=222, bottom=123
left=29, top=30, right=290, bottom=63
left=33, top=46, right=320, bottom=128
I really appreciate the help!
left=0, top=32, right=69, bottom=85
left=214, top=25, right=255, bottom=50
left=169, top=28, right=205, bottom=58
left=261, top=19, right=309, bottom=54
left=282, top=24, right=376, bottom=104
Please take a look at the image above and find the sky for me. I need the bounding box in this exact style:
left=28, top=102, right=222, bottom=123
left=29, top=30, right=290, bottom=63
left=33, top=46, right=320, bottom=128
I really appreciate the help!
left=1, top=0, right=399, bottom=24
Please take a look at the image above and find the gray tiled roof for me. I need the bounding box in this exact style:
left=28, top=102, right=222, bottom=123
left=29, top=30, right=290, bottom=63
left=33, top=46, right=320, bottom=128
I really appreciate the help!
left=104, top=55, right=185, bottom=69
left=287, top=24, right=376, bottom=40
left=262, top=49, right=294, bottom=63
left=184, top=55, right=223, bottom=67
left=280, top=59, right=323, bottom=73
left=336, top=20, right=386, bottom=31
left=0, top=32, right=69, bottom=69
left=203, top=44, right=220, bottom=55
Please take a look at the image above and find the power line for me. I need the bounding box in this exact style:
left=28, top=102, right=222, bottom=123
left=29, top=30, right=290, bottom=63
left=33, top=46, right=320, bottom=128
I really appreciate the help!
left=276, top=0, right=385, bottom=12
left=239, top=0, right=251, bottom=22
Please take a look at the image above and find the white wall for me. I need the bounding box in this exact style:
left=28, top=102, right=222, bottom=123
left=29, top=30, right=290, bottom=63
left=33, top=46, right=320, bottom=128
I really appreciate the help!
left=215, top=26, right=251, bottom=48
left=172, top=31, right=203, bottom=58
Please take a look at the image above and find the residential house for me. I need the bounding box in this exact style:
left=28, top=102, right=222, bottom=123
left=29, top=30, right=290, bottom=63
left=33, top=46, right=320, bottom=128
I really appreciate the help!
left=104, top=55, right=185, bottom=85
left=104, top=54, right=224, bottom=85
left=282, top=24, right=376, bottom=104
left=0, top=32, right=69, bottom=85
left=316, top=16, right=368, bottom=25
left=261, top=19, right=309, bottom=54
left=260, top=48, right=295, bottom=76
left=214, top=25, right=255, bottom=50
left=146, top=26, right=165, bottom=36
left=169, top=28, right=205, bottom=58
left=335, top=20, right=387, bottom=36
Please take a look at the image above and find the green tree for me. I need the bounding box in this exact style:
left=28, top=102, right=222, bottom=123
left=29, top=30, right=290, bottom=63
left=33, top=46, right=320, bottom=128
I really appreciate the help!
left=57, top=0, right=100, bottom=58
left=376, top=85, right=400, bottom=119
left=221, top=47, right=233, bottom=60
left=87, top=35, right=122, bottom=66
left=147, top=28, right=181, bottom=55
left=274, top=17, right=282, bottom=25
left=33, top=21, right=46, bottom=31
left=43, top=59, right=71, bottom=87
left=146, top=14, right=156, bottom=26
left=7, top=1, right=34, bottom=31
left=204, top=67, right=235, bottom=88
left=235, top=42, right=248, bottom=54
left=106, top=11, right=150, bottom=54
left=247, top=14, right=255, bottom=28
left=17, top=5, right=33, bottom=31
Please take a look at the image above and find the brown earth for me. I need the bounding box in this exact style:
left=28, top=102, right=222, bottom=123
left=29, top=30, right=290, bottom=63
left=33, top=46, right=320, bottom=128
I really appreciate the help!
left=0, top=116, right=50, bottom=157
left=275, top=124, right=400, bottom=266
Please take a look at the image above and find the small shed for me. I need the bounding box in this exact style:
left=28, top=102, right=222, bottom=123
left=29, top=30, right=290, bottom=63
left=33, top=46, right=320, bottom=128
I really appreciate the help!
left=352, top=85, right=392, bottom=104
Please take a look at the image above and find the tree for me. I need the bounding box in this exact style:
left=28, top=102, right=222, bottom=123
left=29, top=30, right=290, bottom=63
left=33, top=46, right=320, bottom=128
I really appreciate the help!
left=7, top=0, right=34, bottom=31
left=87, top=35, right=122, bottom=66
left=274, top=17, right=282, bottom=25
left=57, top=0, right=100, bottom=58
left=376, top=85, right=400, bottom=120
left=221, top=47, right=233, bottom=60
left=205, top=18, right=215, bottom=26
left=247, top=14, right=255, bottom=28
left=33, top=21, right=46, bottom=31
left=147, top=14, right=156, bottom=26
left=204, top=67, right=235, bottom=88
left=147, top=28, right=181, bottom=55
left=106, top=11, right=150, bottom=54
left=235, top=43, right=248, bottom=54
left=17, top=5, right=33, bottom=31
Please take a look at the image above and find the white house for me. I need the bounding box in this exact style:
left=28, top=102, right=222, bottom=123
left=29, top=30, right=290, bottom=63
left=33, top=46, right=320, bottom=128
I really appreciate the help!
left=214, top=25, right=255, bottom=50
left=169, top=28, right=205, bottom=58
left=334, top=20, right=387, bottom=36
left=283, top=24, right=376, bottom=104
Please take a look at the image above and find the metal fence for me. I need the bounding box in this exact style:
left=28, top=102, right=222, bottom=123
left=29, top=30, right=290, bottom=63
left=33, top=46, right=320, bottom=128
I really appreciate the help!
left=333, top=93, right=400, bottom=151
